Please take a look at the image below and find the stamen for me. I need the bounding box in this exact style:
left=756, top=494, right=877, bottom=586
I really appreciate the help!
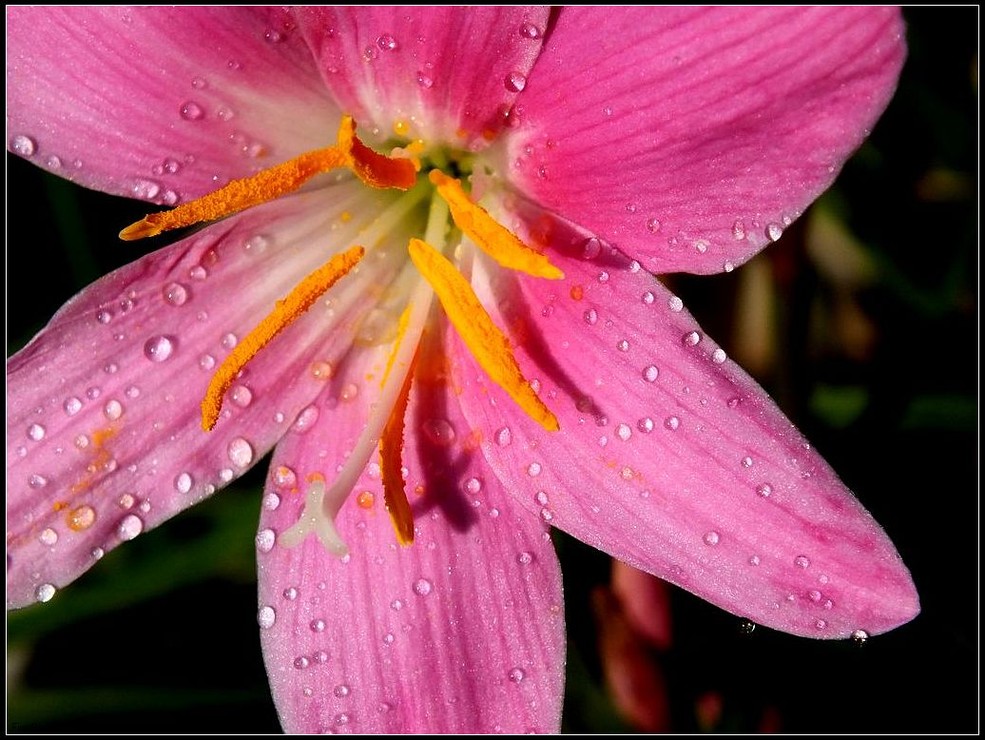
left=407, top=238, right=559, bottom=432
left=379, top=342, right=417, bottom=546
left=201, top=246, right=365, bottom=431
left=120, top=116, right=417, bottom=240
left=429, top=170, right=564, bottom=280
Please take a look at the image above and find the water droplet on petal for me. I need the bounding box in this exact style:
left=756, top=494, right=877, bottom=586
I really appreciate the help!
left=199, top=354, right=216, bottom=371
left=738, top=619, right=757, bottom=635
left=508, top=667, right=526, bottom=683
left=413, top=578, right=433, bottom=596
left=616, top=423, right=632, bottom=441
left=227, top=437, right=254, bottom=468
left=505, top=71, right=527, bottom=93
left=163, top=282, right=189, bottom=306
left=334, top=683, right=351, bottom=698
left=794, top=555, right=811, bottom=569
left=68, top=505, right=96, bottom=531
left=416, top=70, right=434, bottom=89
left=291, top=405, right=319, bottom=433
left=664, top=416, right=680, bottom=431
left=35, top=583, right=56, bottom=603
left=527, top=462, right=542, bottom=477
left=766, top=223, right=784, bottom=242
left=495, top=427, right=512, bottom=446
left=132, top=179, right=161, bottom=200
left=712, top=348, right=727, bottom=364
left=174, top=472, right=193, bottom=494
left=103, top=399, right=123, bottom=420
left=256, top=528, right=275, bottom=553
left=230, top=385, right=253, bottom=408
left=258, top=605, right=276, bottom=629
left=642, top=365, right=659, bottom=382
left=637, top=417, right=654, bottom=433
left=39, top=527, right=58, bottom=546
left=273, top=466, right=297, bottom=489
left=682, top=331, right=701, bottom=347
left=668, top=295, right=684, bottom=312
left=376, top=33, right=397, bottom=51
left=580, top=237, right=602, bottom=260
left=423, top=418, right=456, bottom=446
left=310, top=618, right=326, bottom=633
left=11, top=134, right=37, bottom=156
left=27, top=423, right=46, bottom=441
left=583, top=308, right=598, bottom=325
left=814, top=619, right=828, bottom=630
left=117, top=513, right=144, bottom=540
left=703, top=531, right=720, bottom=546
left=756, top=483, right=773, bottom=498
left=732, top=220, right=746, bottom=240
left=283, top=587, right=298, bottom=601
left=519, top=21, right=542, bottom=39
left=143, top=335, right=176, bottom=362
left=851, top=629, right=870, bottom=646
left=748, top=554, right=761, bottom=566
left=646, top=218, right=661, bottom=233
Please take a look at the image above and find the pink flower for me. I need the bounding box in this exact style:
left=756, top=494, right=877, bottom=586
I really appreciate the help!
left=7, top=7, right=919, bottom=733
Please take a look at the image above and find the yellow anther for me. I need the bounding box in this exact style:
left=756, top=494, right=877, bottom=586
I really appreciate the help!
left=201, top=246, right=365, bottom=431
left=120, top=116, right=416, bottom=240
left=429, top=170, right=564, bottom=280
left=407, top=238, right=559, bottom=432
left=379, top=347, right=417, bottom=546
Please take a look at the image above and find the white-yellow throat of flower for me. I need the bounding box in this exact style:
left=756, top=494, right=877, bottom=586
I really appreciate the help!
left=121, top=115, right=562, bottom=555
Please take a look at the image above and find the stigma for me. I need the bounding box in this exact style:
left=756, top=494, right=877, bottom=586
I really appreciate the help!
left=121, top=115, right=564, bottom=554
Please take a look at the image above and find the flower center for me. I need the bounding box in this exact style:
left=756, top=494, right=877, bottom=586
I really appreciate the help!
left=121, top=116, right=563, bottom=554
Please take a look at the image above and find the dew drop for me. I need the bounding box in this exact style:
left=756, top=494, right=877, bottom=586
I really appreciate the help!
left=291, top=405, right=319, bottom=433
left=103, top=399, right=123, bottom=420
left=39, top=527, right=58, bottom=546
left=748, top=554, right=761, bottom=566
left=221, top=332, right=238, bottom=350
left=413, top=578, right=433, bottom=596
left=766, top=223, right=784, bottom=242
left=738, top=619, right=757, bottom=635
left=96, top=309, right=113, bottom=325
left=519, top=21, right=542, bottom=39
left=230, top=385, right=253, bottom=408
left=694, top=239, right=709, bottom=254
left=263, top=492, right=281, bottom=511
left=712, top=348, right=727, bottom=364
left=731, top=220, right=746, bottom=240
left=641, top=290, right=655, bottom=305
left=356, top=490, right=375, bottom=509
left=814, top=619, right=828, bottom=631
left=390, top=599, right=403, bottom=611
left=642, top=365, right=659, bottom=382
left=495, top=426, right=512, bottom=446
left=851, top=629, right=870, bottom=646
left=616, top=423, right=632, bottom=441
left=310, top=618, right=326, bottom=633
left=63, top=396, right=82, bottom=416
left=664, top=416, right=680, bottom=431
left=132, top=178, right=161, bottom=200
left=174, top=472, right=193, bottom=494
left=637, top=417, right=654, bottom=433
left=423, top=418, right=456, bottom=446
left=527, top=462, right=542, bottom=477
left=256, top=528, right=275, bottom=553
left=29, top=473, right=49, bottom=489
left=199, top=354, right=215, bottom=371
left=668, top=295, right=684, bottom=312
left=508, top=667, right=526, bottom=683
left=264, top=28, right=284, bottom=43
left=68, top=505, right=96, bottom=531
left=583, top=308, right=598, bottom=325
left=310, top=361, right=333, bottom=380
left=117, top=513, right=144, bottom=540
left=143, top=335, right=175, bottom=362
left=257, top=605, right=276, bottom=629
left=11, top=134, right=37, bottom=156
left=273, top=466, right=297, bottom=489
left=723, top=260, right=735, bottom=273
left=505, top=71, right=527, bottom=93
left=463, top=477, right=482, bottom=494
left=808, top=589, right=823, bottom=603
left=416, top=71, right=434, bottom=89
left=616, top=339, right=630, bottom=352
left=741, top=456, right=753, bottom=468
left=682, top=331, right=701, bottom=347
left=517, top=551, right=534, bottom=565
left=283, top=587, right=298, bottom=601
left=163, top=282, right=189, bottom=306
left=646, top=218, right=661, bottom=233
left=334, top=683, right=351, bottom=698
left=27, top=423, right=46, bottom=441
left=794, top=555, right=811, bottom=569
left=227, top=437, right=254, bottom=468
left=580, top=237, right=602, bottom=260
left=376, top=33, right=397, bottom=51
left=243, top=234, right=270, bottom=254
left=703, top=531, right=720, bottom=546
left=756, top=483, right=773, bottom=498
left=313, top=650, right=329, bottom=664
left=35, top=583, right=56, bottom=603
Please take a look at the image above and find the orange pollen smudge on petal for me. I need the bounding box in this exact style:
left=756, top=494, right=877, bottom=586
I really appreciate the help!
left=120, top=115, right=417, bottom=240
left=407, top=238, right=559, bottom=432
left=428, top=169, right=564, bottom=280
left=379, top=346, right=417, bottom=546
left=200, top=246, right=365, bottom=432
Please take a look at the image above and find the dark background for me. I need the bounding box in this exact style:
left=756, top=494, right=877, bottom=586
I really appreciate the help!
left=7, top=8, right=978, bottom=733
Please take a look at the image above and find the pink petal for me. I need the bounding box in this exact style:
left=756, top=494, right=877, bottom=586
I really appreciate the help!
left=6, top=6, right=338, bottom=202
left=295, top=7, right=550, bottom=148
left=509, top=7, right=905, bottom=275
left=6, top=186, right=393, bottom=609
left=257, top=335, right=565, bottom=733
left=455, top=206, right=919, bottom=640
